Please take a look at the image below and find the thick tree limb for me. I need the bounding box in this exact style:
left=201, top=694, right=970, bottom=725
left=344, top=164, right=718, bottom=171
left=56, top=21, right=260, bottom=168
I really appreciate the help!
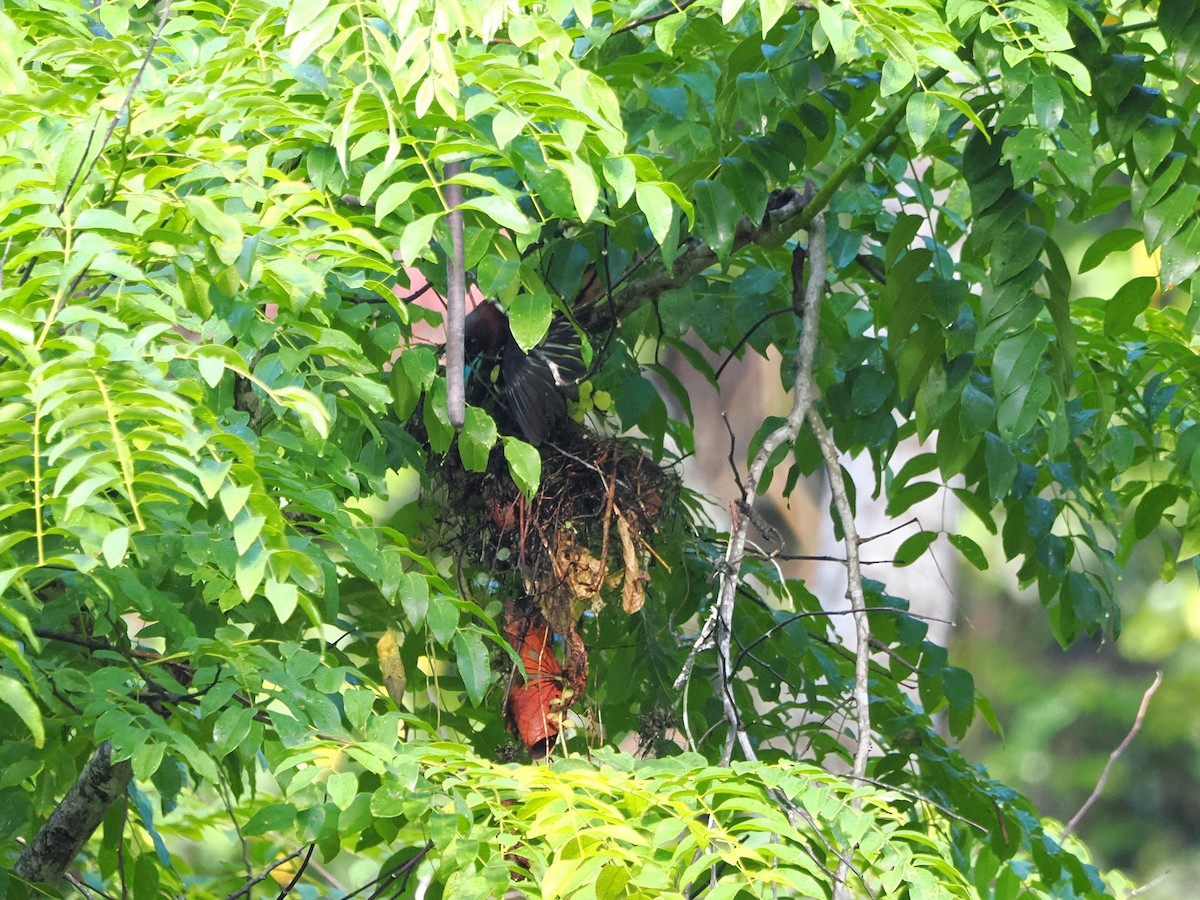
left=15, top=740, right=133, bottom=885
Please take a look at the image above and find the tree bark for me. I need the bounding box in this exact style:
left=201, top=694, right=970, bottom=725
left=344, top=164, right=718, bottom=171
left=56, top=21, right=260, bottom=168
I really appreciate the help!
left=14, top=740, right=132, bottom=885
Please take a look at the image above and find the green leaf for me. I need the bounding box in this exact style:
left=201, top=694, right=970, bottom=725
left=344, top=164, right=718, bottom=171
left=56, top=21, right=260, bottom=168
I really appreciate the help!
left=894, top=531, right=937, bottom=567
left=886, top=481, right=939, bottom=517
left=426, top=596, right=459, bottom=646
left=284, top=0, right=327, bottom=35
left=0, top=675, right=43, bottom=748
left=1162, top=219, right=1200, bottom=288
left=880, top=54, right=915, bottom=96
left=983, top=433, right=1017, bottom=501
left=507, top=292, right=552, bottom=351
left=183, top=196, right=243, bottom=266
left=272, top=386, right=331, bottom=438
left=596, top=862, right=632, bottom=900
left=265, top=579, right=299, bottom=623
left=958, top=383, right=995, bottom=440
left=102, top=527, right=129, bottom=568
left=942, top=666, right=975, bottom=738
left=558, top=153, right=599, bottom=221
left=212, top=706, right=255, bottom=758
left=1032, top=74, right=1064, bottom=130
left=75, top=208, right=139, bottom=234
left=906, top=93, right=939, bottom=151
left=1078, top=228, right=1143, bottom=274
left=219, top=483, right=251, bottom=520
left=453, top=630, right=491, bottom=706
left=235, top=545, right=268, bottom=600
left=503, top=437, right=541, bottom=499
left=948, top=534, right=988, bottom=570
left=462, top=195, right=532, bottom=234
left=399, top=213, right=442, bottom=265
left=327, top=771, right=358, bottom=810
left=375, top=181, right=423, bottom=226
left=635, top=182, right=674, bottom=245
left=492, top=108, right=526, bottom=148
left=242, top=803, right=296, bottom=836
left=459, top=407, right=498, bottom=472
left=692, top=179, right=737, bottom=259
left=234, top=514, right=265, bottom=556
left=1135, top=483, right=1179, bottom=540
left=399, top=572, right=430, bottom=626
left=1103, top=276, right=1157, bottom=337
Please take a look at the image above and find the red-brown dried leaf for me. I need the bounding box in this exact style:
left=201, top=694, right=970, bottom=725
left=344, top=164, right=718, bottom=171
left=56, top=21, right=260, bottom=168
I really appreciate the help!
left=503, top=602, right=564, bottom=759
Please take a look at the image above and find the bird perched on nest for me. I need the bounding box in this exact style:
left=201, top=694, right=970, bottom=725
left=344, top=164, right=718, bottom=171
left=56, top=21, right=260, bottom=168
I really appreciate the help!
left=463, top=301, right=587, bottom=446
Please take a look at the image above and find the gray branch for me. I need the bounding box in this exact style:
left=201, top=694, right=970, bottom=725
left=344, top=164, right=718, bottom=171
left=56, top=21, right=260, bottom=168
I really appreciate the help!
left=671, top=212, right=827, bottom=765
left=806, top=409, right=873, bottom=900
left=15, top=740, right=133, bottom=885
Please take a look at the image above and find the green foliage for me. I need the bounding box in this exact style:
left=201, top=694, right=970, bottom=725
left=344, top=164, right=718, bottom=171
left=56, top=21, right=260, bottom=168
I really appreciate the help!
left=0, top=0, right=1197, bottom=895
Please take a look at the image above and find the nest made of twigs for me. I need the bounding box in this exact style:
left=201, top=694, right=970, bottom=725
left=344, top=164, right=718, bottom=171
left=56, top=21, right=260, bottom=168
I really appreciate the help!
left=425, top=426, right=679, bottom=755
left=433, top=428, right=677, bottom=616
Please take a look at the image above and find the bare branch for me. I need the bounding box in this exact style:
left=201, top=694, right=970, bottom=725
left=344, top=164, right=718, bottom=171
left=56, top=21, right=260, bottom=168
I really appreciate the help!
left=672, top=213, right=827, bottom=773
left=806, top=408, right=873, bottom=900
left=1064, top=671, right=1163, bottom=838
left=222, top=845, right=313, bottom=900
left=273, top=843, right=316, bottom=899
left=596, top=186, right=814, bottom=330
left=592, top=73, right=945, bottom=333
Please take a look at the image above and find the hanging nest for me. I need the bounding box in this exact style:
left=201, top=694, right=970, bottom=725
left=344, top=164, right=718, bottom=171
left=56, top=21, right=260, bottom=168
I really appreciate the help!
left=428, top=428, right=680, bottom=756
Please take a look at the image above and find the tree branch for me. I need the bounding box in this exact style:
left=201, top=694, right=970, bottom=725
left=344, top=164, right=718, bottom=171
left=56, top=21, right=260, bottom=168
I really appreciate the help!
left=672, top=213, right=827, bottom=771
left=14, top=741, right=133, bottom=885
left=221, top=845, right=313, bottom=900
left=593, top=71, right=943, bottom=331
left=806, top=407, right=873, bottom=900
left=1063, top=671, right=1162, bottom=838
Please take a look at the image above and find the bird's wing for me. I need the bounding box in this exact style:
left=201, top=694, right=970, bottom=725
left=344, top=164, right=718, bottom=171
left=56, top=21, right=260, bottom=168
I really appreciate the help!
left=502, top=343, right=565, bottom=446
left=533, top=318, right=587, bottom=387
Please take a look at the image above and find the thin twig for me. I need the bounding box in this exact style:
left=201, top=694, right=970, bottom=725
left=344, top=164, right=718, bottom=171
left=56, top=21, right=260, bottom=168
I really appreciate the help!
left=116, top=794, right=129, bottom=900
left=273, top=843, right=316, bottom=899
left=713, top=308, right=792, bottom=380
left=858, top=517, right=919, bottom=545
left=222, top=846, right=312, bottom=900
left=807, top=408, right=872, bottom=900
left=218, top=775, right=253, bottom=881
left=1063, top=671, right=1162, bottom=838
left=615, top=0, right=699, bottom=33
left=600, top=72, right=945, bottom=332
left=1128, top=871, right=1169, bottom=897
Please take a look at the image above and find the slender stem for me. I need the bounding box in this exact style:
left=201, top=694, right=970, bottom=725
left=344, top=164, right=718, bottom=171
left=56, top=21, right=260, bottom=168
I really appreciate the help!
left=807, top=408, right=872, bottom=900
left=1063, top=671, right=1162, bottom=838
left=673, top=215, right=827, bottom=769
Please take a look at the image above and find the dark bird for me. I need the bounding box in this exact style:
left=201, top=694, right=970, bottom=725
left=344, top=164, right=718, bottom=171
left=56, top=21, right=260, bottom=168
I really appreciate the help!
left=463, top=301, right=586, bottom=446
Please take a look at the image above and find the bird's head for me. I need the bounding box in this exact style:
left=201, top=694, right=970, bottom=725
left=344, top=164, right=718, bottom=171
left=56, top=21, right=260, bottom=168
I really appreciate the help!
left=463, top=301, right=511, bottom=361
